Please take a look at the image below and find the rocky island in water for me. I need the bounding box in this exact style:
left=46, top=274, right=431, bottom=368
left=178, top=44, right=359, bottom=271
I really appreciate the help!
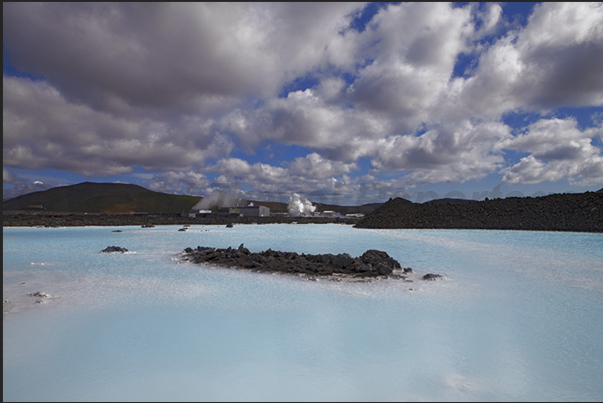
left=180, top=244, right=442, bottom=283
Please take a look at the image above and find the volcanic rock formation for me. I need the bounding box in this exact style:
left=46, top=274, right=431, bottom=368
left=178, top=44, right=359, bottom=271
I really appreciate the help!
left=180, top=244, right=411, bottom=281
left=355, top=191, right=603, bottom=232
left=101, top=246, right=129, bottom=253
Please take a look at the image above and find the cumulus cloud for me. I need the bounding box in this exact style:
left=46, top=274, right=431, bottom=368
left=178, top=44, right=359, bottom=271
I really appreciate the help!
left=346, top=3, right=473, bottom=128
left=207, top=158, right=291, bottom=195
left=201, top=155, right=379, bottom=205
left=474, top=3, right=503, bottom=38
left=2, top=2, right=364, bottom=114
left=500, top=118, right=603, bottom=185
left=147, top=171, right=209, bottom=196
left=218, top=89, right=393, bottom=162
left=3, top=75, right=234, bottom=176
left=369, top=121, right=511, bottom=184
left=288, top=152, right=358, bottom=180
left=453, top=2, right=603, bottom=116
left=208, top=153, right=357, bottom=188
left=3, top=2, right=603, bottom=201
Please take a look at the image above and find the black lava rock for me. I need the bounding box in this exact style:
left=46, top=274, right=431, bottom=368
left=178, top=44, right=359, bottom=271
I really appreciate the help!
left=422, top=273, right=445, bottom=281
left=181, top=244, right=403, bottom=279
left=355, top=192, right=603, bottom=232
left=101, top=246, right=129, bottom=253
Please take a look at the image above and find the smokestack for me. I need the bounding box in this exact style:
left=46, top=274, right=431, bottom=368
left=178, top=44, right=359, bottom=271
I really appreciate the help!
left=287, top=193, right=316, bottom=217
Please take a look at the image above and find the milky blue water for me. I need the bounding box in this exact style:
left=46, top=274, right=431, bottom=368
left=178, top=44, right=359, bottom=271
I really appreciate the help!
left=3, top=224, right=603, bottom=402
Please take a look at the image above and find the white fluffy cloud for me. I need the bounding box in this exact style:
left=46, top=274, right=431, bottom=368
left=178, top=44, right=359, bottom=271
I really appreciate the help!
left=453, top=2, right=603, bottom=116
left=368, top=120, right=511, bottom=184
left=3, top=2, right=603, bottom=201
left=288, top=152, right=358, bottom=180
left=346, top=2, right=474, bottom=130
left=474, top=3, right=503, bottom=39
left=500, top=118, right=603, bottom=185
left=147, top=171, right=210, bottom=195
left=217, top=88, right=394, bottom=162
left=209, top=158, right=289, bottom=187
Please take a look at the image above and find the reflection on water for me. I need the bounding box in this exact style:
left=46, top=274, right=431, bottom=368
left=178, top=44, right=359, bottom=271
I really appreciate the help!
left=3, top=225, right=603, bottom=402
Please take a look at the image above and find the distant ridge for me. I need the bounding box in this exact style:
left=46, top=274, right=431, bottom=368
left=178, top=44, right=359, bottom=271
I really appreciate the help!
left=2, top=182, right=380, bottom=215
left=313, top=201, right=383, bottom=216
left=423, top=198, right=478, bottom=206
left=355, top=191, right=603, bottom=232
left=2, top=182, right=202, bottom=214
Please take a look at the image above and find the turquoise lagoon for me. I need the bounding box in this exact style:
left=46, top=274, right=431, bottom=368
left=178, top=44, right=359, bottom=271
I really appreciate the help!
left=3, top=224, right=603, bottom=401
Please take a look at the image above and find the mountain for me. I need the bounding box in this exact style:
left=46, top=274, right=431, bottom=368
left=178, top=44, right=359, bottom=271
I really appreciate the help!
left=2, top=181, right=379, bottom=215
left=2, top=182, right=202, bottom=214
left=355, top=191, right=603, bottom=232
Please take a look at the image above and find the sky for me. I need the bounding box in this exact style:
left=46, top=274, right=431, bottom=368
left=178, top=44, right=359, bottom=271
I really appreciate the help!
left=3, top=2, right=603, bottom=205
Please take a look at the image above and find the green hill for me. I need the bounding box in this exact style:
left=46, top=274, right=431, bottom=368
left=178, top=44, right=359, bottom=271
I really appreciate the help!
left=2, top=182, right=202, bottom=214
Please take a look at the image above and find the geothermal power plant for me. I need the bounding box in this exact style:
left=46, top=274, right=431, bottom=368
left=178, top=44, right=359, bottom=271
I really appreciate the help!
left=186, top=192, right=353, bottom=219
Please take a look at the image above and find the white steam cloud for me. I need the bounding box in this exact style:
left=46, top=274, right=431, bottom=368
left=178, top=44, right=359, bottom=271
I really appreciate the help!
left=287, top=193, right=316, bottom=217
left=192, top=190, right=242, bottom=210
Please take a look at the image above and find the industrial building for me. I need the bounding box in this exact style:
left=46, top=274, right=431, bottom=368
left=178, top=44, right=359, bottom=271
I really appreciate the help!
left=187, top=205, right=270, bottom=218
left=222, top=205, right=271, bottom=217
left=320, top=210, right=339, bottom=217
left=186, top=209, right=212, bottom=218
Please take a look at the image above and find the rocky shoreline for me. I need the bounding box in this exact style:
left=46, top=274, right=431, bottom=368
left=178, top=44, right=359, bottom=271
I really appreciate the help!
left=6, top=190, right=602, bottom=232
left=179, top=244, right=441, bottom=283
left=2, top=212, right=359, bottom=227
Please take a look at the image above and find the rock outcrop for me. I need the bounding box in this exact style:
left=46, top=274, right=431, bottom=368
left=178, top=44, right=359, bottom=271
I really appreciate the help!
left=101, top=246, right=129, bottom=253
left=355, top=191, right=603, bottom=232
left=422, top=273, right=446, bottom=281
left=181, top=244, right=407, bottom=281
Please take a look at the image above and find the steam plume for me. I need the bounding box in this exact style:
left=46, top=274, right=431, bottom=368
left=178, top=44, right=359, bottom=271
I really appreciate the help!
left=192, top=190, right=242, bottom=210
left=287, top=193, right=316, bottom=217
